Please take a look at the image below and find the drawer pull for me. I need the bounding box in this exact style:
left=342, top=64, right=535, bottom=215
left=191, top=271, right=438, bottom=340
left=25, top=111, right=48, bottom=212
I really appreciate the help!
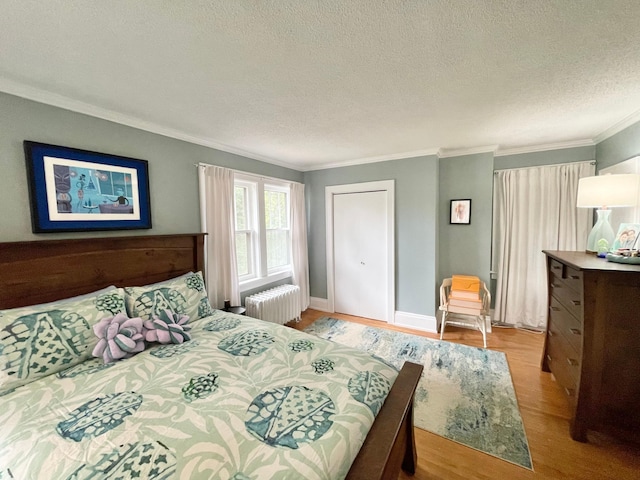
left=550, top=306, right=561, bottom=312
left=548, top=330, right=554, bottom=337
left=571, top=300, right=581, bottom=306
left=567, top=358, right=578, bottom=366
left=564, top=387, right=575, bottom=397
left=552, top=265, right=562, bottom=270
left=569, top=275, right=580, bottom=280
left=570, top=328, right=581, bottom=336
left=546, top=354, right=552, bottom=362
left=551, top=284, right=561, bottom=288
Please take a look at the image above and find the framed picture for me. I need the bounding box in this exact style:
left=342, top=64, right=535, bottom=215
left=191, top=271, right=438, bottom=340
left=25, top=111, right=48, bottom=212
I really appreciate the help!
left=450, top=199, right=471, bottom=225
left=612, top=223, right=640, bottom=251
left=24, top=141, right=152, bottom=233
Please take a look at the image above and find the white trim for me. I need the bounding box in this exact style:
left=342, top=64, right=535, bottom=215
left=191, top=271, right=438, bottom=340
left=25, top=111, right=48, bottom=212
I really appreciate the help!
left=593, top=108, right=640, bottom=144
left=308, top=297, right=330, bottom=312
left=325, top=180, right=395, bottom=323
left=4, top=76, right=621, bottom=172
left=0, top=76, right=301, bottom=170
left=394, top=311, right=438, bottom=334
left=438, top=145, right=498, bottom=158
left=303, top=148, right=439, bottom=171
left=494, top=139, right=594, bottom=157
left=239, top=271, right=292, bottom=293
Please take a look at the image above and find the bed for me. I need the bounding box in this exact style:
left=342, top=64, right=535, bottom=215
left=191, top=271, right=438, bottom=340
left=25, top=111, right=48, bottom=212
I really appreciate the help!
left=0, top=233, right=422, bottom=480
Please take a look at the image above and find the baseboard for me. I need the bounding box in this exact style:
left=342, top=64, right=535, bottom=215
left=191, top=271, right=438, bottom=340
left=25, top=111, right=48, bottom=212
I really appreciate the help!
left=306, top=302, right=438, bottom=333
left=309, top=297, right=330, bottom=312
left=393, top=311, right=438, bottom=333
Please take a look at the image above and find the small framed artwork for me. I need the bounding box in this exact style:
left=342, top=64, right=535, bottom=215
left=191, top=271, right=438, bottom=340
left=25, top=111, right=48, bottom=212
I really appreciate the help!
left=612, top=223, right=640, bottom=251
left=24, top=141, right=152, bottom=233
left=450, top=199, right=471, bottom=225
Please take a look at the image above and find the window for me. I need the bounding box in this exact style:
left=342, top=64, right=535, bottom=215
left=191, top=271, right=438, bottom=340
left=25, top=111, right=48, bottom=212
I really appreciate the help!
left=234, top=180, right=255, bottom=277
left=264, top=185, right=291, bottom=270
left=234, top=174, right=291, bottom=290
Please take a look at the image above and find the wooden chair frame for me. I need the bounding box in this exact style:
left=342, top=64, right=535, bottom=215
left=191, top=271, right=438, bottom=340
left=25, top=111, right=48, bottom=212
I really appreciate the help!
left=439, top=277, right=490, bottom=348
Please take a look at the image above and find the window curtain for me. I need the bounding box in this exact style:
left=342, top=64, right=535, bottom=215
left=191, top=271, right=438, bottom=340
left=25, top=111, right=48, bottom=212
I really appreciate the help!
left=492, top=161, right=595, bottom=329
left=290, top=182, right=310, bottom=310
left=198, top=165, right=240, bottom=308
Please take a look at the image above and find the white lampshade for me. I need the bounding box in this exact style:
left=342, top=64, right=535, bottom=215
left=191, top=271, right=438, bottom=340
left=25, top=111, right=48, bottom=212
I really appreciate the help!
left=577, top=174, right=640, bottom=208
left=576, top=173, right=640, bottom=254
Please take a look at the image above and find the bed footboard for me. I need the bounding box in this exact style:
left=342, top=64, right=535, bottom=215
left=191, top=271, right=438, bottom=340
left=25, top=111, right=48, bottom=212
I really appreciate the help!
left=346, top=361, right=423, bottom=480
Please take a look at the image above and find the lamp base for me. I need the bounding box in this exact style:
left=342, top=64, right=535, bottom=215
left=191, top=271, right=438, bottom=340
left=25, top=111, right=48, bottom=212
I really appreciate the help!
left=586, top=209, right=615, bottom=255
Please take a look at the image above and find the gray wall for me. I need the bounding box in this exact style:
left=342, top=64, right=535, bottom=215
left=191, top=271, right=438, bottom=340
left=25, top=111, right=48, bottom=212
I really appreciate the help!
left=6, top=89, right=638, bottom=318
left=304, top=155, right=439, bottom=316
left=596, top=121, right=640, bottom=171
left=304, top=146, right=599, bottom=319
left=0, top=92, right=302, bottom=242
left=438, top=152, right=494, bottom=290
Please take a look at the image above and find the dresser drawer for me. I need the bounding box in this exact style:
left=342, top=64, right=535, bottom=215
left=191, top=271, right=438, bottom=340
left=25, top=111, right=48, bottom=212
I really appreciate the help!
left=563, top=266, right=583, bottom=294
left=549, top=259, right=564, bottom=278
left=549, top=258, right=583, bottom=295
left=549, top=296, right=583, bottom=353
left=550, top=279, right=583, bottom=321
left=546, top=332, right=581, bottom=401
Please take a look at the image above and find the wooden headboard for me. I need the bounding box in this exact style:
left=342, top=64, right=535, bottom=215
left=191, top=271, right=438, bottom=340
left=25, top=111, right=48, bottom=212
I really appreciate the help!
left=0, top=234, right=205, bottom=309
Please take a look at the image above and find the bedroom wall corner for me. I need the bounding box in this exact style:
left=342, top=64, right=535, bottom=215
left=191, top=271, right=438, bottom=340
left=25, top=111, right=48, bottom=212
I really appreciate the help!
left=596, top=119, right=640, bottom=171
left=437, top=152, right=494, bottom=291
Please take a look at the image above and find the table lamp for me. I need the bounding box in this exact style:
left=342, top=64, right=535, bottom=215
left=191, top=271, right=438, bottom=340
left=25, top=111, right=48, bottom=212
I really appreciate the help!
left=576, top=173, right=640, bottom=254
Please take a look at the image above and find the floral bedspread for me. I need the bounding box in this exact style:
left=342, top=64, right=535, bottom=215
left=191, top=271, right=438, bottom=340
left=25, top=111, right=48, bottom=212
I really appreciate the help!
left=0, top=311, right=398, bottom=480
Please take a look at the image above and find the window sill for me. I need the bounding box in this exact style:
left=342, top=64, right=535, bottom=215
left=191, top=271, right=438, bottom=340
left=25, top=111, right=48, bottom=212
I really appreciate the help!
left=239, top=270, right=292, bottom=293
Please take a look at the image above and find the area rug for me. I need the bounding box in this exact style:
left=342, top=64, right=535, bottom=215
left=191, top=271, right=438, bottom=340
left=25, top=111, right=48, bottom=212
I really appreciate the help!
left=304, top=317, right=533, bottom=470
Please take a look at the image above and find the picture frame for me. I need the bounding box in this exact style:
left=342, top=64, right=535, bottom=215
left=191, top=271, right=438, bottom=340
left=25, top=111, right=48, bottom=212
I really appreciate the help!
left=24, top=141, right=152, bottom=233
left=450, top=199, right=471, bottom=225
left=612, top=223, right=640, bottom=251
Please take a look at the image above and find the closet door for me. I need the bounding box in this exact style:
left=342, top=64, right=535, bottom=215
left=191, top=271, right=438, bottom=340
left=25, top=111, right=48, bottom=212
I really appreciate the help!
left=333, top=191, right=388, bottom=321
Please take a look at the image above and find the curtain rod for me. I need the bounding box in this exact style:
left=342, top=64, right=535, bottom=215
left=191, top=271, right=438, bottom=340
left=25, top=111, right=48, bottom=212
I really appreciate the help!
left=494, top=160, right=595, bottom=174
left=195, top=162, right=301, bottom=185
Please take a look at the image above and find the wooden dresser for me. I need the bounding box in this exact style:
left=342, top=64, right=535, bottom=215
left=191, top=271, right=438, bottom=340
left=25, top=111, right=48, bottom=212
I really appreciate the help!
left=542, top=251, right=640, bottom=443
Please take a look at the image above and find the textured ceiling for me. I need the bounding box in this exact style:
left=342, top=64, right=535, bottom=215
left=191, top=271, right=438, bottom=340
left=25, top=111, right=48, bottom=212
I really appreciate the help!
left=2, top=1, right=640, bottom=170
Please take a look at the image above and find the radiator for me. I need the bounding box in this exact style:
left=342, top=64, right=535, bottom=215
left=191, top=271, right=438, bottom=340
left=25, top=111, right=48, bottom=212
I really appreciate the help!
left=245, top=284, right=301, bottom=325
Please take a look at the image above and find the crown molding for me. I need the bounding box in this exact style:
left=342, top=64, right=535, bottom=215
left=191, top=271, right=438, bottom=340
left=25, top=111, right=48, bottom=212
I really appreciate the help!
left=302, top=147, right=440, bottom=171
left=593, top=108, right=640, bottom=144
left=0, top=77, right=302, bottom=171
left=494, top=139, right=595, bottom=157
left=3, top=77, right=629, bottom=171
left=438, top=145, right=498, bottom=158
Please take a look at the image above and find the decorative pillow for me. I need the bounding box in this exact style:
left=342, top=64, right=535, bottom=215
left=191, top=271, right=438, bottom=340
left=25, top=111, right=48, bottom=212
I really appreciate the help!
left=0, top=287, right=126, bottom=395
left=143, top=309, right=191, bottom=344
left=124, top=272, right=213, bottom=321
left=92, top=313, right=145, bottom=363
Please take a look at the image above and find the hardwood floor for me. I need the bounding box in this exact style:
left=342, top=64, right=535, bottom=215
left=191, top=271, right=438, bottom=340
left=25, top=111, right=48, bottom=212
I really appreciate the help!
left=295, top=309, right=640, bottom=480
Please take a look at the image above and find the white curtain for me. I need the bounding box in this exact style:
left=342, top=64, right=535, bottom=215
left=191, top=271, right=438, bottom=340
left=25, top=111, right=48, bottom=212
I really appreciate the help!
left=290, top=182, right=310, bottom=310
left=198, top=165, right=240, bottom=308
left=492, top=161, right=595, bottom=329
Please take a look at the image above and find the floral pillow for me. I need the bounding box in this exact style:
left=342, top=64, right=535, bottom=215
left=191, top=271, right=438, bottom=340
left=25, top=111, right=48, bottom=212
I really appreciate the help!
left=0, top=287, right=126, bottom=395
left=124, top=272, right=213, bottom=322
